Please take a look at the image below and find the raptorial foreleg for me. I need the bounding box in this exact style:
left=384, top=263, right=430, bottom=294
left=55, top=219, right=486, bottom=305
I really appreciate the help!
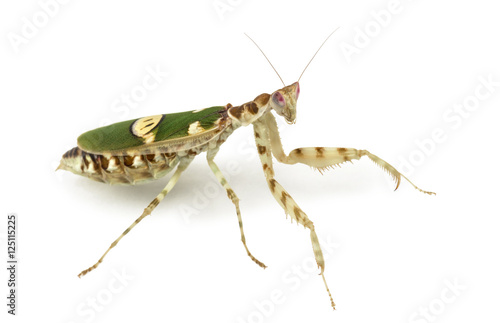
left=253, top=120, right=335, bottom=310
left=264, top=113, right=434, bottom=195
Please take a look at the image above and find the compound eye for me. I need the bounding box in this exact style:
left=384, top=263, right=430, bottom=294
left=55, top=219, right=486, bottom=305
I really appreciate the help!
left=296, top=82, right=300, bottom=99
left=272, top=92, right=286, bottom=107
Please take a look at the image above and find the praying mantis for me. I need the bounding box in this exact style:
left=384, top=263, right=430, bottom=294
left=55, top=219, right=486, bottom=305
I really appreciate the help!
left=57, top=29, right=434, bottom=310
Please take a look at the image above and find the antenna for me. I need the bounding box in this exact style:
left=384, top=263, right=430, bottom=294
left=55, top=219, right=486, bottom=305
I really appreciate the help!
left=298, top=27, right=340, bottom=82
left=244, top=33, right=286, bottom=87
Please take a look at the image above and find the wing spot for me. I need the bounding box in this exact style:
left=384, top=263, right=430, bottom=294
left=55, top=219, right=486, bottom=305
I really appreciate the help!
left=188, top=121, right=205, bottom=135
left=140, top=122, right=155, bottom=130
left=131, top=115, right=163, bottom=139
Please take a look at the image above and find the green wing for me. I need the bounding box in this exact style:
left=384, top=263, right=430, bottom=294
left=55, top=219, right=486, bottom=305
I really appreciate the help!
left=78, top=106, right=228, bottom=155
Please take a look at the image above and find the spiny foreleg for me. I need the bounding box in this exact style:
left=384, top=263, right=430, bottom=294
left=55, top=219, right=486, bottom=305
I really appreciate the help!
left=253, top=120, right=335, bottom=310
left=264, top=113, right=434, bottom=195
left=290, top=147, right=434, bottom=195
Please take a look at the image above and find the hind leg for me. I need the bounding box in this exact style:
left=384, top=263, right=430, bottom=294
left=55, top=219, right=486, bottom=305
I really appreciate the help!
left=78, top=157, right=193, bottom=278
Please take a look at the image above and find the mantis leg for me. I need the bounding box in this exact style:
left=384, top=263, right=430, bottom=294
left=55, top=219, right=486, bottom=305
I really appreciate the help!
left=78, top=157, right=193, bottom=278
left=263, top=113, right=435, bottom=195
left=206, top=148, right=266, bottom=268
left=253, top=119, right=335, bottom=310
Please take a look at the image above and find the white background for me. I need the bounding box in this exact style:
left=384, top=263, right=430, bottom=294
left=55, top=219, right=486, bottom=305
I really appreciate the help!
left=1, top=1, right=499, bottom=322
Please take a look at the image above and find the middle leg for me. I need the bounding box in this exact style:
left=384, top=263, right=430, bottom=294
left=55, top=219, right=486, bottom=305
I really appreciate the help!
left=206, top=148, right=266, bottom=268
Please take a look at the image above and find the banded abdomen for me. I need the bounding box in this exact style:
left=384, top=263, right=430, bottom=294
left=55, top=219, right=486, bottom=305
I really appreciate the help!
left=57, top=147, right=180, bottom=185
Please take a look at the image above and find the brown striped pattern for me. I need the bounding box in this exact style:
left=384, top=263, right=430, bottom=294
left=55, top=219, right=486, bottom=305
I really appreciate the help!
left=253, top=118, right=335, bottom=309
left=58, top=147, right=180, bottom=185
left=227, top=95, right=270, bottom=126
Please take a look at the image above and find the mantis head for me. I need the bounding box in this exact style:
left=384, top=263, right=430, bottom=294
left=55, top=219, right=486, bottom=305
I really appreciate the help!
left=246, top=29, right=338, bottom=126
left=269, top=82, right=300, bottom=124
